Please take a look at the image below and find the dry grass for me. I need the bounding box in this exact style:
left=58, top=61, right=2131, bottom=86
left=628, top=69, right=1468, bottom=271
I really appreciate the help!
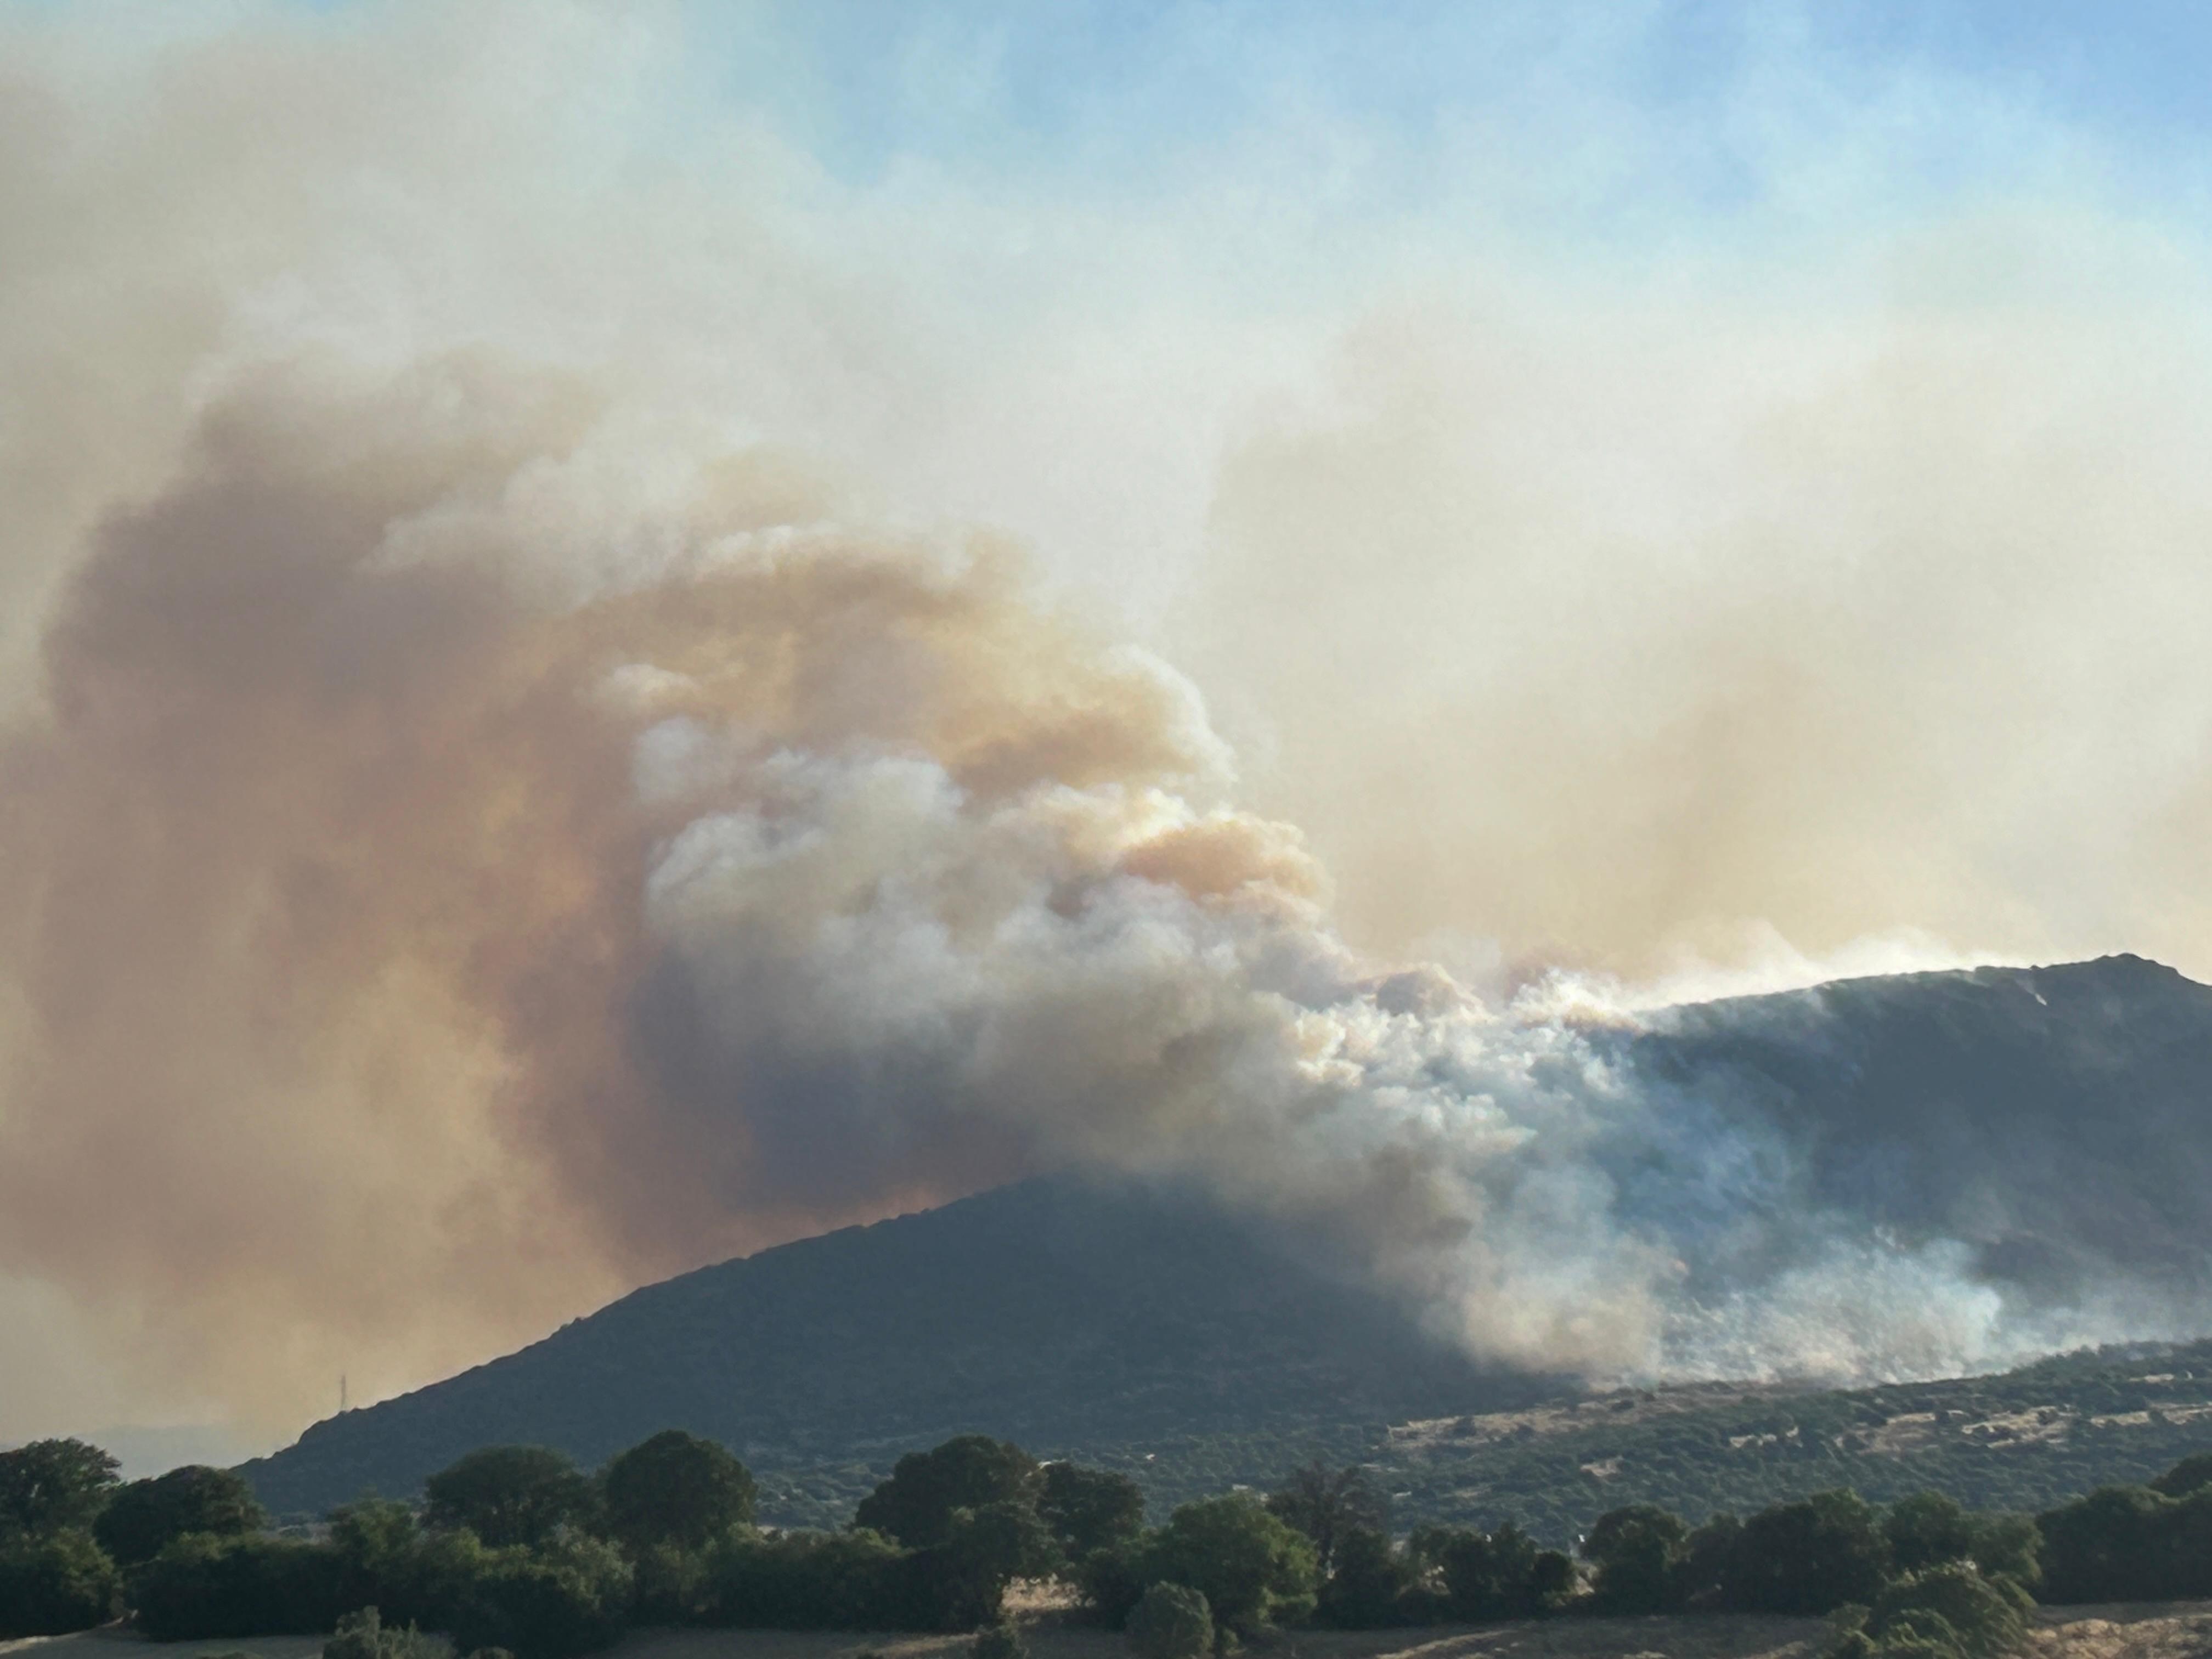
left=8, top=1603, right=2212, bottom=1659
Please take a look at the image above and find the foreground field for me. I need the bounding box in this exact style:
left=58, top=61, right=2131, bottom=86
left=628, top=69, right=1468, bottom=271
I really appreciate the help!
left=9, top=1604, right=2212, bottom=1659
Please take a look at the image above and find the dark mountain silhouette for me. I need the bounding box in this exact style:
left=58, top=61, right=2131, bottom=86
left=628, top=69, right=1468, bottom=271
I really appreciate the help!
left=242, top=1173, right=1559, bottom=1521
left=1626, top=953, right=2212, bottom=1306
left=243, top=955, right=2212, bottom=1524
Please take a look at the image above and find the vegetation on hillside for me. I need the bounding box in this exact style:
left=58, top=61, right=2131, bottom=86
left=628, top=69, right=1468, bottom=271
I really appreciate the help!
left=19, top=1414, right=2212, bottom=1659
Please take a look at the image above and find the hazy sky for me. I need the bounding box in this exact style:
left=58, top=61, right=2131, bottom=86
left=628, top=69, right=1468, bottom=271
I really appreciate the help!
left=3, top=1, right=2211, bottom=1454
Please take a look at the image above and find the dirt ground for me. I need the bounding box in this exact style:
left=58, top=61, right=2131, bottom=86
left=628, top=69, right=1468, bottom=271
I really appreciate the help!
left=7, top=1602, right=2210, bottom=1659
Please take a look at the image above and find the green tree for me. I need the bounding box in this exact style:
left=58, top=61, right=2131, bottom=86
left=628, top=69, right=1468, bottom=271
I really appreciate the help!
left=1527, top=1549, right=1577, bottom=1615
left=1317, top=1525, right=1409, bottom=1628
left=1142, top=1494, right=1316, bottom=1637
left=1263, top=1459, right=1386, bottom=1575
left=1582, top=1504, right=1688, bottom=1613
left=1676, top=1514, right=1742, bottom=1610
left=0, top=1527, right=122, bottom=1636
left=445, top=1533, right=631, bottom=1659
left=1965, top=1513, right=2039, bottom=1590
left=1408, top=1522, right=1544, bottom=1622
left=1720, top=1489, right=1889, bottom=1615
left=131, top=1533, right=346, bottom=1640
left=854, top=1437, right=1040, bottom=1550
left=2035, top=1485, right=2170, bottom=1604
left=0, top=1440, right=120, bottom=1542
left=1125, top=1581, right=1212, bottom=1659
left=910, top=1499, right=1058, bottom=1630
left=600, top=1431, right=755, bottom=1551
left=1039, top=1464, right=1144, bottom=1561
left=424, top=1447, right=595, bottom=1549
left=701, top=1527, right=906, bottom=1629
left=330, top=1498, right=425, bottom=1615
left=2151, top=1451, right=2212, bottom=1499
left=94, top=1465, right=264, bottom=1567
left=1884, top=1493, right=1975, bottom=1576
left=1854, top=1563, right=2030, bottom=1659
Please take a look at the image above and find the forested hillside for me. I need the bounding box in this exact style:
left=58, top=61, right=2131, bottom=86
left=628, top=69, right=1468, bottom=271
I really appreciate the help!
left=244, top=957, right=2212, bottom=1533
left=242, top=1176, right=1557, bottom=1523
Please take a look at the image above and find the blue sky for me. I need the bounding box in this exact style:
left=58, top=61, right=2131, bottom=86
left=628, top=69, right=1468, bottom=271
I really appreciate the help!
left=666, top=2, right=2210, bottom=214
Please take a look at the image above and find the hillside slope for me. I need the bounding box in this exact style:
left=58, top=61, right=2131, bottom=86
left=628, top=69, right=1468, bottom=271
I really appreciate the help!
left=244, top=955, right=2212, bottom=1526
left=242, top=1174, right=1555, bottom=1521
left=1627, top=953, right=2212, bottom=1308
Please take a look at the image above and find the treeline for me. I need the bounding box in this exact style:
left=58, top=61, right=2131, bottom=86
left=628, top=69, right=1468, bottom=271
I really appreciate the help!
left=11, top=1431, right=2212, bottom=1659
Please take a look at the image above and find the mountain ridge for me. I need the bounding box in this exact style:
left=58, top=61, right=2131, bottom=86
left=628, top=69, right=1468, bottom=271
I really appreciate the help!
left=241, top=953, right=2212, bottom=1526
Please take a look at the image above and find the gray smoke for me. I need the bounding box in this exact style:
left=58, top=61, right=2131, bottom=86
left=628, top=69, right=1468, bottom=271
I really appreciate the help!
left=7, top=3, right=2212, bottom=1442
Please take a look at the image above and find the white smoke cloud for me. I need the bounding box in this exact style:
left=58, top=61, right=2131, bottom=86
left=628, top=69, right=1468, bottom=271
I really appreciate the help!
left=5, top=2, right=2212, bottom=1445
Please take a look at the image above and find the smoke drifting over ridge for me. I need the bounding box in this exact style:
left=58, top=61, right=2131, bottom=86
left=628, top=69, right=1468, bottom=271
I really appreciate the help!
left=9, top=356, right=2199, bottom=1442
left=9, top=3, right=2212, bottom=1440
left=0, top=352, right=1634, bottom=1425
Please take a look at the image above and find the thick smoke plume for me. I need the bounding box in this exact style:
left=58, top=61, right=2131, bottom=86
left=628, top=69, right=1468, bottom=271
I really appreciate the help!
left=4, top=357, right=2181, bottom=1440
left=8, top=3, right=2212, bottom=1440
left=0, top=353, right=1631, bottom=1424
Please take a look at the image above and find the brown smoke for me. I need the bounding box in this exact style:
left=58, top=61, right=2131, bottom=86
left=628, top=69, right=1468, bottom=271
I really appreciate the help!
left=0, top=353, right=1290, bottom=1429
left=13, top=3, right=2212, bottom=1441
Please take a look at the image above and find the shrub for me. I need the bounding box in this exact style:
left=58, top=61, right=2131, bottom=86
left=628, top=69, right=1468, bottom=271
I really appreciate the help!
left=96, top=1466, right=264, bottom=1567
left=330, top=1500, right=425, bottom=1619
left=627, top=1538, right=715, bottom=1624
left=1582, top=1505, right=1687, bottom=1613
left=424, top=1449, right=596, bottom=1550
left=1863, top=1564, right=2029, bottom=1659
left=2036, top=1485, right=2174, bottom=1604
left=133, top=1534, right=346, bottom=1640
left=1317, top=1526, right=1409, bottom=1628
left=1829, top=1562, right=2032, bottom=1659
left=443, top=1534, right=630, bottom=1659
left=1721, top=1490, right=1891, bottom=1615
left=323, top=1605, right=449, bottom=1659
left=1527, top=1549, right=1577, bottom=1615
left=972, top=1618, right=1028, bottom=1659
left=1039, top=1464, right=1146, bottom=1563
left=2151, top=1452, right=2212, bottom=1499
left=1406, top=1522, right=1551, bottom=1622
left=1884, top=1494, right=1976, bottom=1576
left=701, top=1528, right=906, bottom=1629
left=1139, top=1494, right=1316, bottom=1637
left=1125, top=1581, right=1212, bottom=1659
left=1074, top=1538, right=1151, bottom=1627
left=0, top=1441, right=121, bottom=1541
left=1264, top=1461, right=1387, bottom=1575
left=0, top=1527, right=121, bottom=1636
left=854, top=1438, right=1040, bottom=1550
left=1676, top=1514, right=1742, bottom=1610
left=599, top=1432, right=756, bottom=1553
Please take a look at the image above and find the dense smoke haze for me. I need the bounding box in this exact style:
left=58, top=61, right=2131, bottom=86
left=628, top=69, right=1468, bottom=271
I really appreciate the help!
left=5, top=2, right=2212, bottom=1446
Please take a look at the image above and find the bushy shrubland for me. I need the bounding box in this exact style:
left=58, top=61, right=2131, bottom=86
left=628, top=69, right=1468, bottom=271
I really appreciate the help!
left=698, top=1527, right=907, bottom=1629
left=0, top=1527, right=121, bottom=1635
left=97, top=1465, right=265, bottom=1567
left=442, top=1534, right=631, bottom=1659
left=1828, top=1561, right=2032, bottom=1659
left=2035, top=1470, right=2212, bottom=1602
left=133, top=1533, right=347, bottom=1639
left=37, top=1420, right=2212, bottom=1655
left=1126, top=1580, right=1212, bottom=1659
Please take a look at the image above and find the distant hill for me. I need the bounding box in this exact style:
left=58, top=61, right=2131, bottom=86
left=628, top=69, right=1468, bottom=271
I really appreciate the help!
left=243, top=955, right=2212, bottom=1529
left=1376, top=1335, right=2212, bottom=1542
left=241, top=1173, right=1560, bottom=1523
left=1626, top=953, right=2212, bottom=1310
